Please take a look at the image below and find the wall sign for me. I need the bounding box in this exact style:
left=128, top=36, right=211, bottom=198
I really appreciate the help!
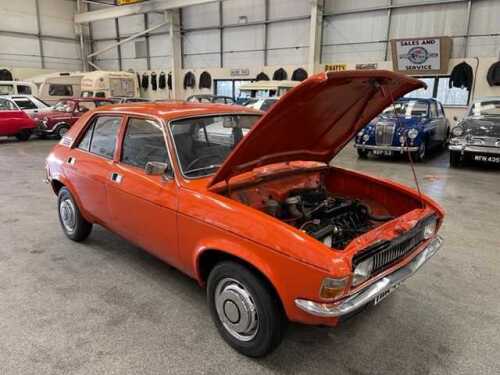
left=230, top=68, right=250, bottom=77
left=325, top=64, right=347, bottom=72
left=355, top=63, right=378, bottom=70
left=391, top=36, right=451, bottom=75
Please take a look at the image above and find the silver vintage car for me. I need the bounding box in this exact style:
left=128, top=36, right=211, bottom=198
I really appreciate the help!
left=449, top=97, right=500, bottom=167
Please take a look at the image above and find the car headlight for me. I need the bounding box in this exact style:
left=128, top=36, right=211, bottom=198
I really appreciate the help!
left=452, top=126, right=464, bottom=137
left=423, top=218, right=437, bottom=240
left=319, top=276, right=349, bottom=300
left=352, top=257, right=374, bottom=286
left=358, top=130, right=364, bottom=137
left=407, top=128, right=419, bottom=139
left=362, top=134, right=370, bottom=142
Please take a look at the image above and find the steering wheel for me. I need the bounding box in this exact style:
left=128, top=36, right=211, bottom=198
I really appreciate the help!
left=186, top=154, right=219, bottom=171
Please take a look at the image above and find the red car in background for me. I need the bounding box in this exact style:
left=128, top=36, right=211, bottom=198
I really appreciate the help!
left=0, top=97, right=36, bottom=141
left=32, top=98, right=114, bottom=139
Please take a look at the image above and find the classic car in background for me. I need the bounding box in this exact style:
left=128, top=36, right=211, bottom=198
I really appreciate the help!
left=186, top=94, right=235, bottom=104
left=243, top=98, right=278, bottom=112
left=45, top=71, right=444, bottom=357
left=0, top=97, right=36, bottom=141
left=31, top=97, right=114, bottom=138
left=3, top=95, right=50, bottom=116
left=110, top=97, right=150, bottom=104
left=449, top=97, right=500, bottom=167
left=355, top=98, right=450, bottom=161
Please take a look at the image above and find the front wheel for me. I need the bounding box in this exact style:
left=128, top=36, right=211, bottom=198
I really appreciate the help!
left=413, top=142, right=427, bottom=162
left=207, top=261, right=286, bottom=357
left=357, top=149, right=368, bottom=159
left=58, top=187, right=92, bottom=241
left=15, top=129, right=32, bottom=141
left=449, top=150, right=462, bottom=168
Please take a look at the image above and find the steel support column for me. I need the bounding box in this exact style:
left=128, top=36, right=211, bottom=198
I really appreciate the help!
left=463, top=0, right=472, bottom=58
left=263, top=0, right=269, bottom=66
left=218, top=0, right=223, bottom=68
left=384, top=0, right=393, bottom=61
left=308, top=0, right=323, bottom=74
left=168, top=10, right=183, bottom=99
left=115, top=18, right=123, bottom=71
left=34, top=0, right=45, bottom=68
left=144, top=13, right=152, bottom=70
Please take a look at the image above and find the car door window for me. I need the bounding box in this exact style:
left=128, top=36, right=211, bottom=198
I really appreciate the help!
left=13, top=98, right=37, bottom=110
left=77, top=116, right=121, bottom=158
left=121, top=118, right=168, bottom=169
left=0, top=98, right=16, bottom=110
left=430, top=103, right=438, bottom=118
left=49, top=84, right=73, bottom=96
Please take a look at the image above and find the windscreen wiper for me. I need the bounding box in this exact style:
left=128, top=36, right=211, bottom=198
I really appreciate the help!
left=184, top=164, right=222, bottom=176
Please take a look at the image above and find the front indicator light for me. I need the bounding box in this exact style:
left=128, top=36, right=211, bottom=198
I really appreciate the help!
left=352, top=257, right=374, bottom=286
left=423, top=218, right=437, bottom=240
left=362, top=134, right=370, bottom=142
left=320, top=277, right=349, bottom=300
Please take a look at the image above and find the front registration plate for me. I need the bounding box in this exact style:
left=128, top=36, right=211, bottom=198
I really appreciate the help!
left=473, top=154, right=500, bottom=164
left=373, top=282, right=401, bottom=306
left=373, top=150, right=392, bottom=156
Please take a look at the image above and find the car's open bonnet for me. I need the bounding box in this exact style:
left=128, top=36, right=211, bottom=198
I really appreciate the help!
left=208, top=70, right=424, bottom=188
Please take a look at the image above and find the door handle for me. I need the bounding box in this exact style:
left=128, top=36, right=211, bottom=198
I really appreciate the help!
left=110, top=172, right=123, bottom=183
left=66, top=156, right=76, bottom=165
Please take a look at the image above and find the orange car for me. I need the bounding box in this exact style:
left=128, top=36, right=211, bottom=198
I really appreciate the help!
left=45, top=70, right=444, bottom=357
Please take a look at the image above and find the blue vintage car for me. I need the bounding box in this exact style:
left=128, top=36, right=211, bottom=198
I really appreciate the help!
left=354, top=98, right=450, bottom=161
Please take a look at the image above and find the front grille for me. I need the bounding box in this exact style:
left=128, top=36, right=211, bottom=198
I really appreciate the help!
left=469, top=137, right=500, bottom=147
left=375, top=122, right=395, bottom=145
left=369, top=231, right=424, bottom=274
left=352, top=216, right=435, bottom=277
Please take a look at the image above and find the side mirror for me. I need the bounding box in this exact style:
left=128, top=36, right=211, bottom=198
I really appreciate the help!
left=145, top=161, right=174, bottom=179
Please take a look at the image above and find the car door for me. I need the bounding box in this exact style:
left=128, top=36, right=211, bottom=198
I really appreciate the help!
left=65, top=115, right=122, bottom=225
left=0, top=98, right=22, bottom=136
left=106, top=116, right=179, bottom=267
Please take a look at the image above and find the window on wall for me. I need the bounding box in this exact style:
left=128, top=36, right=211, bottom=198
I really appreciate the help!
left=404, top=76, right=470, bottom=106
left=215, top=79, right=254, bottom=99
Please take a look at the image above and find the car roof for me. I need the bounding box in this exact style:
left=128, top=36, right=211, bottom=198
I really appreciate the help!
left=2, top=95, right=36, bottom=99
left=95, top=101, right=260, bottom=121
left=64, top=97, right=114, bottom=102
left=398, top=97, right=436, bottom=103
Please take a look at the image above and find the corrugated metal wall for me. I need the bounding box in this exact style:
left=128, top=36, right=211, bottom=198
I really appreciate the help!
left=0, top=0, right=82, bottom=70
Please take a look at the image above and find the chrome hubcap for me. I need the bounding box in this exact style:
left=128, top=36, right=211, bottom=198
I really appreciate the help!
left=59, top=199, right=76, bottom=233
left=214, top=278, right=259, bottom=341
left=59, top=127, right=68, bottom=137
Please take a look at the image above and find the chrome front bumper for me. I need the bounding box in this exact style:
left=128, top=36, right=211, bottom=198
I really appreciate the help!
left=449, top=144, right=500, bottom=155
left=295, top=236, right=443, bottom=318
left=355, top=144, right=419, bottom=152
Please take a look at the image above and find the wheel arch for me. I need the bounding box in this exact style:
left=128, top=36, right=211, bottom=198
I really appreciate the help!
left=196, top=248, right=286, bottom=315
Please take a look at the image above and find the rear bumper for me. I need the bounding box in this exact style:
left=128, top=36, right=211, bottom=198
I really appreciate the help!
left=355, top=144, right=419, bottom=152
left=295, top=236, right=443, bottom=318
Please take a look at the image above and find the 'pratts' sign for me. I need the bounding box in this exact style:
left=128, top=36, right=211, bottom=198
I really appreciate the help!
left=391, top=36, right=451, bottom=75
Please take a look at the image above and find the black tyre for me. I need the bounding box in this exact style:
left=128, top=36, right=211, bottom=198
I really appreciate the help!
left=56, top=125, right=70, bottom=139
left=207, top=261, right=286, bottom=357
left=15, top=129, right=32, bottom=141
left=449, top=150, right=462, bottom=168
left=357, top=149, right=369, bottom=159
left=57, top=187, right=92, bottom=242
left=413, top=142, right=427, bottom=162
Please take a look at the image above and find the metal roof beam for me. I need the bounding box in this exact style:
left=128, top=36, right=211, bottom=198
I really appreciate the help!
left=75, top=0, right=216, bottom=24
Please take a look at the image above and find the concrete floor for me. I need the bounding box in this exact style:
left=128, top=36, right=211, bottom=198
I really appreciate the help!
left=0, top=137, right=499, bottom=375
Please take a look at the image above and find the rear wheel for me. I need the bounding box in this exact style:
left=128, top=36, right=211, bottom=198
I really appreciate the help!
left=207, top=261, right=286, bottom=357
left=357, top=149, right=368, bottom=159
left=57, top=187, right=92, bottom=242
left=15, top=129, right=32, bottom=141
left=449, top=150, right=462, bottom=168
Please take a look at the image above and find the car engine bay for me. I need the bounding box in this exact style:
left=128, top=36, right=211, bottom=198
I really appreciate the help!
left=264, top=188, right=392, bottom=249
left=228, top=172, right=394, bottom=250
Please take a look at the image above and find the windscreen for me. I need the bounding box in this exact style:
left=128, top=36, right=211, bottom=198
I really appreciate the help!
left=382, top=100, right=429, bottom=118
left=170, top=114, right=260, bottom=178
left=468, top=100, right=500, bottom=117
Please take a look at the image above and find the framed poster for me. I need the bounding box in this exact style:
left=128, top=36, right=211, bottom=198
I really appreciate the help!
left=391, top=36, right=451, bottom=75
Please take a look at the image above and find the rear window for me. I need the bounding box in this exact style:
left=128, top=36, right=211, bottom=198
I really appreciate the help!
left=77, top=116, right=121, bottom=159
left=49, top=84, right=73, bottom=96
left=17, top=85, right=32, bottom=95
